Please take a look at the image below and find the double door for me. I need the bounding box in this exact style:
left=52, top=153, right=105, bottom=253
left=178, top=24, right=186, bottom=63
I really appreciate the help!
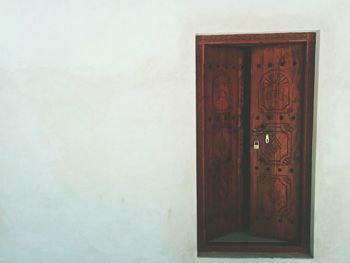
left=203, top=44, right=305, bottom=242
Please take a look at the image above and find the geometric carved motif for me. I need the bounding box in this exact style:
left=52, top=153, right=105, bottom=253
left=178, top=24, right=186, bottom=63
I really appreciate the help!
left=259, top=124, right=293, bottom=165
left=257, top=174, right=291, bottom=216
left=212, top=72, right=232, bottom=112
left=259, top=70, right=291, bottom=112
left=262, top=134, right=281, bottom=159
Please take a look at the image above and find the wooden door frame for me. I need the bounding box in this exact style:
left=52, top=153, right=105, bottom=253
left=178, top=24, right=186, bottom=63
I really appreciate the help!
left=196, top=32, right=316, bottom=257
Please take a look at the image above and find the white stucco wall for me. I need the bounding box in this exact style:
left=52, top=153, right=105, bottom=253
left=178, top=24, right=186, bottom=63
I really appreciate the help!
left=0, top=0, right=349, bottom=262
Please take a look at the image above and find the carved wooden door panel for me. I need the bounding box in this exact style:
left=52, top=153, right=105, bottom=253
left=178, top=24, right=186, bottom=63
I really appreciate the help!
left=204, top=46, right=245, bottom=240
left=249, top=44, right=304, bottom=241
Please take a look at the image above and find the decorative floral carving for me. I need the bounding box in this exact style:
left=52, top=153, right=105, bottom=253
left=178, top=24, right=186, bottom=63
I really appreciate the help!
left=212, top=73, right=232, bottom=112
left=259, top=71, right=291, bottom=112
left=257, top=175, right=291, bottom=216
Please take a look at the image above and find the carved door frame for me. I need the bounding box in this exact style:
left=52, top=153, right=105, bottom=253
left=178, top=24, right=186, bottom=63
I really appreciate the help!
left=196, top=32, right=316, bottom=256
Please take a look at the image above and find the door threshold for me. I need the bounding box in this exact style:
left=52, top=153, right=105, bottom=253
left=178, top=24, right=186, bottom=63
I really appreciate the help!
left=211, top=231, right=288, bottom=243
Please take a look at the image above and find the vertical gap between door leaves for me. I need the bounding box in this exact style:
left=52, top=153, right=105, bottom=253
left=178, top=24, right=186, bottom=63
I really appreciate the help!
left=241, top=48, right=251, bottom=232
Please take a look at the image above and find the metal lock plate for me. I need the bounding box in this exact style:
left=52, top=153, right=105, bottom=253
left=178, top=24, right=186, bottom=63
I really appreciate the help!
left=253, top=140, right=260, bottom=150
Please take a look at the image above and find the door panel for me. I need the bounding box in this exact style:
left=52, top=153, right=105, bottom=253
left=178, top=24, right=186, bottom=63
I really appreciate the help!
left=204, top=46, right=245, bottom=240
left=250, top=44, right=305, bottom=241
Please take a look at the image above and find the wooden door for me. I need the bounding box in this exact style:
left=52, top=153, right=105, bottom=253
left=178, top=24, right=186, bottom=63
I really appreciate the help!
left=197, top=33, right=315, bottom=254
left=249, top=44, right=305, bottom=241
left=203, top=46, right=245, bottom=240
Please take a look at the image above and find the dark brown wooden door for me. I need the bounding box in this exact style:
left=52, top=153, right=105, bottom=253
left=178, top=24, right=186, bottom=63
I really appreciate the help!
left=249, top=44, right=305, bottom=241
left=204, top=46, right=245, bottom=240
left=197, top=33, right=315, bottom=254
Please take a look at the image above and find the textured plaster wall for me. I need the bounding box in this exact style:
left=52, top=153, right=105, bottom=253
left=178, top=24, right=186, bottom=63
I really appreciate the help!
left=0, top=0, right=349, bottom=262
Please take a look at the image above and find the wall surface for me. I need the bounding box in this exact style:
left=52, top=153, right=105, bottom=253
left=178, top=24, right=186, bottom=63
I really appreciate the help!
left=0, top=0, right=349, bottom=262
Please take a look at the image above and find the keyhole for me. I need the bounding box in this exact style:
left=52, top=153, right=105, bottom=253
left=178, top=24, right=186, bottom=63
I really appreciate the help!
left=265, top=134, right=270, bottom=144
